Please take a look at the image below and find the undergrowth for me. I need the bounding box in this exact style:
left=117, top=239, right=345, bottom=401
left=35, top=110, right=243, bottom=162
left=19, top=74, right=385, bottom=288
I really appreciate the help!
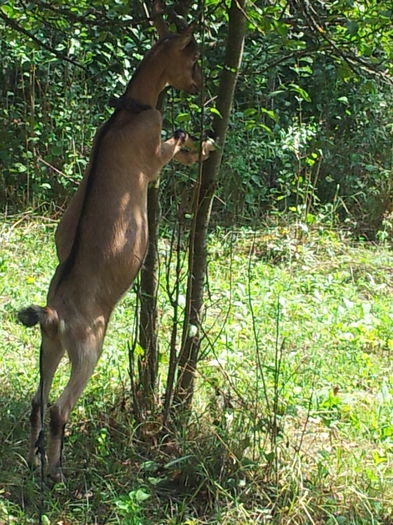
left=1, top=214, right=393, bottom=524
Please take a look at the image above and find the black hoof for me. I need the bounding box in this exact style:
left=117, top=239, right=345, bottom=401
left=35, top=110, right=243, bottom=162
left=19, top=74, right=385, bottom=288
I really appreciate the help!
left=174, top=129, right=188, bottom=142
left=205, top=129, right=218, bottom=141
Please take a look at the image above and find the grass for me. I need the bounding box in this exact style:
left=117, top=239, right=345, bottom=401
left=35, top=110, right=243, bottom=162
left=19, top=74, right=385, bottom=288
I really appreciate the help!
left=1, top=214, right=393, bottom=524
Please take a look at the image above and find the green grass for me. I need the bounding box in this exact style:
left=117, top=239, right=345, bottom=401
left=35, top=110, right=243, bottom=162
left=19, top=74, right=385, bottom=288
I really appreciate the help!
left=1, top=215, right=393, bottom=524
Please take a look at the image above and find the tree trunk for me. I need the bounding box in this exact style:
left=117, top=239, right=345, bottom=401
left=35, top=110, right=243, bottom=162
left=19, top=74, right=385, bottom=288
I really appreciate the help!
left=135, top=2, right=193, bottom=416
left=132, top=85, right=166, bottom=416
left=174, top=0, right=247, bottom=410
left=137, top=179, right=161, bottom=409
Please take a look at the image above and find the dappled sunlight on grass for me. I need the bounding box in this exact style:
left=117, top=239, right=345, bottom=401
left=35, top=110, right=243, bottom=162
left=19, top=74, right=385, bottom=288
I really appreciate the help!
left=1, top=217, right=393, bottom=523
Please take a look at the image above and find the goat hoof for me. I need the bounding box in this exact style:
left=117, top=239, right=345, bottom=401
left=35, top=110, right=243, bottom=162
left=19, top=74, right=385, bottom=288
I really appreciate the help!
left=174, top=129, right=188, bottom=143
left=203, top=137, right=218, bottom=152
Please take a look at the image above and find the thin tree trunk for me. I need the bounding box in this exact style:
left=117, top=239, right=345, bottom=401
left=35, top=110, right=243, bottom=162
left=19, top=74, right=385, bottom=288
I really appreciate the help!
left=136, top=1, right=193, bottom=415
left=174, top=0, right=247, bottom=410
left=138, top=179, right=161, bottom=408
left=135, top=82, right=168, bottom=410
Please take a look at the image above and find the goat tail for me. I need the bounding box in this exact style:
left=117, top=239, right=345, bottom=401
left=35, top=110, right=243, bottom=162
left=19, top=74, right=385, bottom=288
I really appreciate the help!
left=18, top=305, right=59, bottom=335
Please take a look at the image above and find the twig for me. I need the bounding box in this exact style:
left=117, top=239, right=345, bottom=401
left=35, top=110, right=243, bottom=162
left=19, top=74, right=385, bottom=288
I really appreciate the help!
left=37, top=157, right=79, bottom=186
left=0, top=11, right=87, bottom=70
left=301, top=0, right=393, bottom=84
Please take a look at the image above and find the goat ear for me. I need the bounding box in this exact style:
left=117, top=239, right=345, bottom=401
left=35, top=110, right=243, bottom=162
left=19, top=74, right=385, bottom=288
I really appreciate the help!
left=176, top=21, right=197, bottom=49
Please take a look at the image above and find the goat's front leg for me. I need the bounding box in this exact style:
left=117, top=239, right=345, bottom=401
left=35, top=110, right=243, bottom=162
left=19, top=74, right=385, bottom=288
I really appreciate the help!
left=173, top=135, right=216, bottom=166
left=156, top=130, right=190, bottom=167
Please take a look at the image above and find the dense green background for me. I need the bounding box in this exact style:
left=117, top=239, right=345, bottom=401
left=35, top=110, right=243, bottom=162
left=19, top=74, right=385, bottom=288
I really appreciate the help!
left=1, top=0, right=392, bottom=236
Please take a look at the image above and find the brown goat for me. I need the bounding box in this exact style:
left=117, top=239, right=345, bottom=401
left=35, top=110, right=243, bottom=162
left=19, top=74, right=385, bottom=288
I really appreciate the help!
left=18, top=24, right=214, bottom=482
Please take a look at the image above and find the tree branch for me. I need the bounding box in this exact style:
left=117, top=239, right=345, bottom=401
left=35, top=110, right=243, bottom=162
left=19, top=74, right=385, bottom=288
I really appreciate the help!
left=0, top=11, right=87, bottom=70
left=300, top=0, right=392, bottom=84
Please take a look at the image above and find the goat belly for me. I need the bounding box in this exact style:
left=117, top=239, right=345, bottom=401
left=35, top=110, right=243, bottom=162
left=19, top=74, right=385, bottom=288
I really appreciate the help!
left=100, top=220, right=148, bottom=297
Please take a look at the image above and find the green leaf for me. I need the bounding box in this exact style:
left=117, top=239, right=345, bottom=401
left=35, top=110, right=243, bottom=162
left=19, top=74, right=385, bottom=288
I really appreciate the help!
left=132, top=488, right=150, bottom=503
left=288, top=83, right=311, bottom=102
left=14, top=163, right=27, bottom=173
left=210, top=107, right=223, bottom=118
left=176, top=112, right=190, bottom=123
left=164, top=455, right=194, bottom=469
left=133, top=343, right=145, bottom=357
left=260, top=108, right=278, bottom=122
left=0, top=4, right=15, bottom=16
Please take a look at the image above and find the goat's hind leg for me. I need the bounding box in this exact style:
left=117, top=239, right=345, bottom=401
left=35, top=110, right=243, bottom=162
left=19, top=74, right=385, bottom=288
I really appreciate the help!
left=46, top=326, right=104, bottom=482
left=29, top=333, right=64, bottom=469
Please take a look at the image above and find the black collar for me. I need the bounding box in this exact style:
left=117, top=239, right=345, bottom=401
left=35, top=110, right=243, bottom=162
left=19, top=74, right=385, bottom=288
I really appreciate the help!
left=109, top=96, right=152, bottom=113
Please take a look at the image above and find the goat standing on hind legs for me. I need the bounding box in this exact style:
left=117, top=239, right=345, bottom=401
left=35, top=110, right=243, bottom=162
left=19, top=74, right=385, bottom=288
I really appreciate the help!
left=18, top=23, right=214, bottom=483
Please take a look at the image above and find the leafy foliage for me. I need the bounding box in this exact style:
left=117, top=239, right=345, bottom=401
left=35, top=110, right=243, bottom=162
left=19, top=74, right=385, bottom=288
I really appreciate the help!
left=1, top=0, right=393, bottom=236
left=0, top=0, right=151, bottom=205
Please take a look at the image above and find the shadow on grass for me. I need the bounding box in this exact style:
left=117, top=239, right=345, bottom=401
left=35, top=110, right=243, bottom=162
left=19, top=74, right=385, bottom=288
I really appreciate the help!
left=0, top=388, right=42, bottom=522
left=0, top=386, right=249, bottom=524
left=0, top=387, right=153, bottom=523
